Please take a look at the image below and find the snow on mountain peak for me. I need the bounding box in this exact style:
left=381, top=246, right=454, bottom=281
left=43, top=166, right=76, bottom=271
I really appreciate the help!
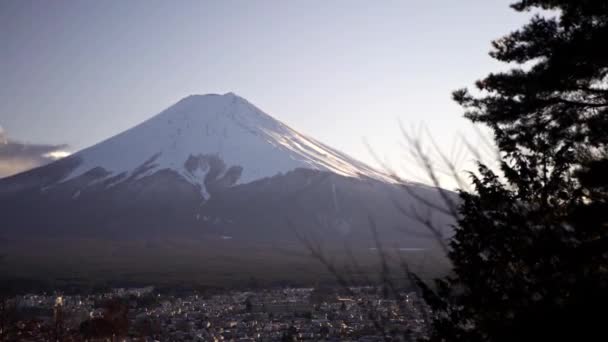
left=62, top=93, right=391, bottom=197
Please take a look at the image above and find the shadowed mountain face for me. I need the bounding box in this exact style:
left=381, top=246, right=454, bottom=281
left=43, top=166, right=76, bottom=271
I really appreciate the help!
left=0, top=156, right=447, bottom=247
left=0, top=94, right=452, bottom=284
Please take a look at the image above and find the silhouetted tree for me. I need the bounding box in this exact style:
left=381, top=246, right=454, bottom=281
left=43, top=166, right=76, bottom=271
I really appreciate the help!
left=245, top=296, right=253, bottom=312
left=281, top=324, right=299, bottom=342
left=0, top=296, right=14, bottom=342
left=80, top=298, right=129, bottom=340
left=0, top=260, right=19, bottom=342
left=422, top=1, right=608, bottom=341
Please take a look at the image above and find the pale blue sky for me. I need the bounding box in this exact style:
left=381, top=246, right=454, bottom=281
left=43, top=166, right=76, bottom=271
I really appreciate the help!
left=0, top=0, right=530, bottom=183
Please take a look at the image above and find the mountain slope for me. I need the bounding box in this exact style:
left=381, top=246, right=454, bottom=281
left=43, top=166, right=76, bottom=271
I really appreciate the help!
left=0, top=93, right=451, bottom=249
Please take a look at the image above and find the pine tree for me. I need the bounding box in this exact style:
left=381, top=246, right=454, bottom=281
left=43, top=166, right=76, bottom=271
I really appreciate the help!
left=422, top=1, right=608, bottom=341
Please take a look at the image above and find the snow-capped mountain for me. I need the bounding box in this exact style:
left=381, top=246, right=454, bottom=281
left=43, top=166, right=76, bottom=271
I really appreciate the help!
left=62, top=93, right=390, bottom=198
left=0, top=93, right=451, bottom=247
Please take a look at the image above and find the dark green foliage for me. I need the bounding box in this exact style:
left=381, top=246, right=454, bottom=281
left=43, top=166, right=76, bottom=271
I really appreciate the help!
left=424, top=1, right=608, bottom=341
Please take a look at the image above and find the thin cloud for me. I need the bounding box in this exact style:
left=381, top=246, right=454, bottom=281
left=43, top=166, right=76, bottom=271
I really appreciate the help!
left=0, top=126, right=71, bottom=178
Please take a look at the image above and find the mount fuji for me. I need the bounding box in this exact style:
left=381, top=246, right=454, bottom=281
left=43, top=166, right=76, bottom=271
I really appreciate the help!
left=0, top=93, right=449, bottom=248
left=61, top=93, right=391, bottom=198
